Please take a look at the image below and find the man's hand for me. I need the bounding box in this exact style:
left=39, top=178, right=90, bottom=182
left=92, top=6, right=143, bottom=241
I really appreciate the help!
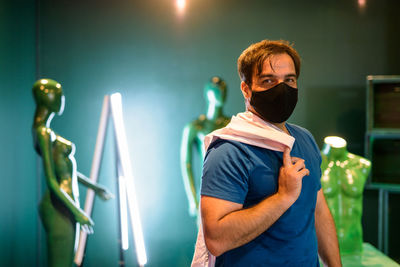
left=277, top=147, right=310, bottom=203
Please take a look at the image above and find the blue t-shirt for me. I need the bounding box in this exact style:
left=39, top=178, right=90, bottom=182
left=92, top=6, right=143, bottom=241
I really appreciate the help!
left=201, top=123, right=321, bottom=266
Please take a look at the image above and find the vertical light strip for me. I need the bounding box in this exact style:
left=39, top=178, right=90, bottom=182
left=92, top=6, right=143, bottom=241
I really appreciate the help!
left=118, top=175, right=129, bottom=250
left=110, top=93, right=147, bottom=266
left=75, top=96, right=110, bottom=266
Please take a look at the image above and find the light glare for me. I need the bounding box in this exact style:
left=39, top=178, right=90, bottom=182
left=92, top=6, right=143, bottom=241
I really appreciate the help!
left=177, top=0, right=186, bottom=11
left=324, top=136, right=347, bottom=148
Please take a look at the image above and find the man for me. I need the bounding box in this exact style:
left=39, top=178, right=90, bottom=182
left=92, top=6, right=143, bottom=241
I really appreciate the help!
left=196, top=40, right=341, bottom=266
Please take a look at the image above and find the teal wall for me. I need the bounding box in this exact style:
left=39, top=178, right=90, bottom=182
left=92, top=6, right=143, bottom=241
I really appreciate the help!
left=2, top=0, right=400, bottom=266
left=0, top=0, right=37, bottom=266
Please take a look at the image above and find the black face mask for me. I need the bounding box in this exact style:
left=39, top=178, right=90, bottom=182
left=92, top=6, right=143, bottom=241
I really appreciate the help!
left=250, top=82, right=298, bottom=123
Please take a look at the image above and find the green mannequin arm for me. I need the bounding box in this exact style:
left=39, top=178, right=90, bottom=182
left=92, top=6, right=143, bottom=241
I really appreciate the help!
left=36, top=126, right=94, bottom=228
left=180, top=123, right=199, bottom=217
left=77, top=171, right=114, bottom=200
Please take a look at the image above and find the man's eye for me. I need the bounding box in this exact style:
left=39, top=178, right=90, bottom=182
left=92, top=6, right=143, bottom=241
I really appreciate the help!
left=262, top=79, right=274, bottom=84
left=285, top=78, right=296, bottom=83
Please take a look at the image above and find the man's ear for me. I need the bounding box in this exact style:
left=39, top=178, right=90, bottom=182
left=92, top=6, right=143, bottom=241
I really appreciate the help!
left=240, top=81, right=251, bottom=99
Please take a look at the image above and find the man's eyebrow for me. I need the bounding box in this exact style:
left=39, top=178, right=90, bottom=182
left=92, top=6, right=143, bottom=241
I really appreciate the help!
left=258, top=73, right=297, bottom=78
left=258, top=74, right=276, bottom=78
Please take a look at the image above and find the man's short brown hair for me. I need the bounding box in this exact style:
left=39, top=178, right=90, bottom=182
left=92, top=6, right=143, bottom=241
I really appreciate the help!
left=237, top=40, right=301, bottom=86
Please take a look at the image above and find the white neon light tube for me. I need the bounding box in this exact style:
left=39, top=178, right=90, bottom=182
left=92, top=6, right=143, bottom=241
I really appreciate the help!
left=118, top=175, right=129, bottom=250
left=110, top=93, right=147, bottom=266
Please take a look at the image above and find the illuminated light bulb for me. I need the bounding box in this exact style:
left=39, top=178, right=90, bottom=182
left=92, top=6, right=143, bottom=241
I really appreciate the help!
left=177, top=0, right=186, bottom=11
left=41, top=79, right=48, bottom=84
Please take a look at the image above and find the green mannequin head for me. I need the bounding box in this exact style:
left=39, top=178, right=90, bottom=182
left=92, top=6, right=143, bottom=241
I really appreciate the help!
left=203, top=76, right=227, bottom=107
left=33, top=78, right=65, bottom=115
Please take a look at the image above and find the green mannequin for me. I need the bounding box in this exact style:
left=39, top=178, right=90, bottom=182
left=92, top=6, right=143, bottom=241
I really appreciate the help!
left=180, top=77, right=230, bottom=218
left=320, top=136, right=371, bottom=255
left=32, top=79, right=113, bottom=267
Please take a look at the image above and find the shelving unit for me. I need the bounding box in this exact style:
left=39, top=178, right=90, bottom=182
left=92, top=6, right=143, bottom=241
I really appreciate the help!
left=364, top=75, right=400, bottom=255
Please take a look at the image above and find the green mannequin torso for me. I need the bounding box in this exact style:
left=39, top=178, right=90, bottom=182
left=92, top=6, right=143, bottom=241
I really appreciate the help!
left=320, top=137, right=371, bottom=255
left=191, top=114, right=230, bottom=159
left=37, top=128, right=78, bottom=266
left=180, top=77, right=230, bottom=218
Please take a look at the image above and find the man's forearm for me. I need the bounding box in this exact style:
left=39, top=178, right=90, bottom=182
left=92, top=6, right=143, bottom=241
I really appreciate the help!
left=202, top=193, right=293, bottom=256
left=202, top=148, right=309, bottom=256
left=315, top=191, right=342, bottom=266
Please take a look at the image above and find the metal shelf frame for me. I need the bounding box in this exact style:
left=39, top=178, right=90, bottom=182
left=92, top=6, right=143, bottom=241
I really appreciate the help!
left=365, top=75, right=400, bottom=256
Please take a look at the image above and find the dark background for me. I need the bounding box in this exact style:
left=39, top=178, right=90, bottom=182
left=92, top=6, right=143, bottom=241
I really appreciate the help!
left=1, top=0, right=400, bottom=266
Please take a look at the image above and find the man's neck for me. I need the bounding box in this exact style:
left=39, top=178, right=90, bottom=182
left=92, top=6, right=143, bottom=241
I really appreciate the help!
left=247, top=107, right=289, bottom=134
left=272, top=121, right=289, bottom=134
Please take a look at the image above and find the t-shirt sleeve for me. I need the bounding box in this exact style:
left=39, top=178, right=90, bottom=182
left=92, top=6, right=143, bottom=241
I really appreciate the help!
left=302, top=127, right=322, bottom=190
left=201, top=140, right=251, bottom=204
